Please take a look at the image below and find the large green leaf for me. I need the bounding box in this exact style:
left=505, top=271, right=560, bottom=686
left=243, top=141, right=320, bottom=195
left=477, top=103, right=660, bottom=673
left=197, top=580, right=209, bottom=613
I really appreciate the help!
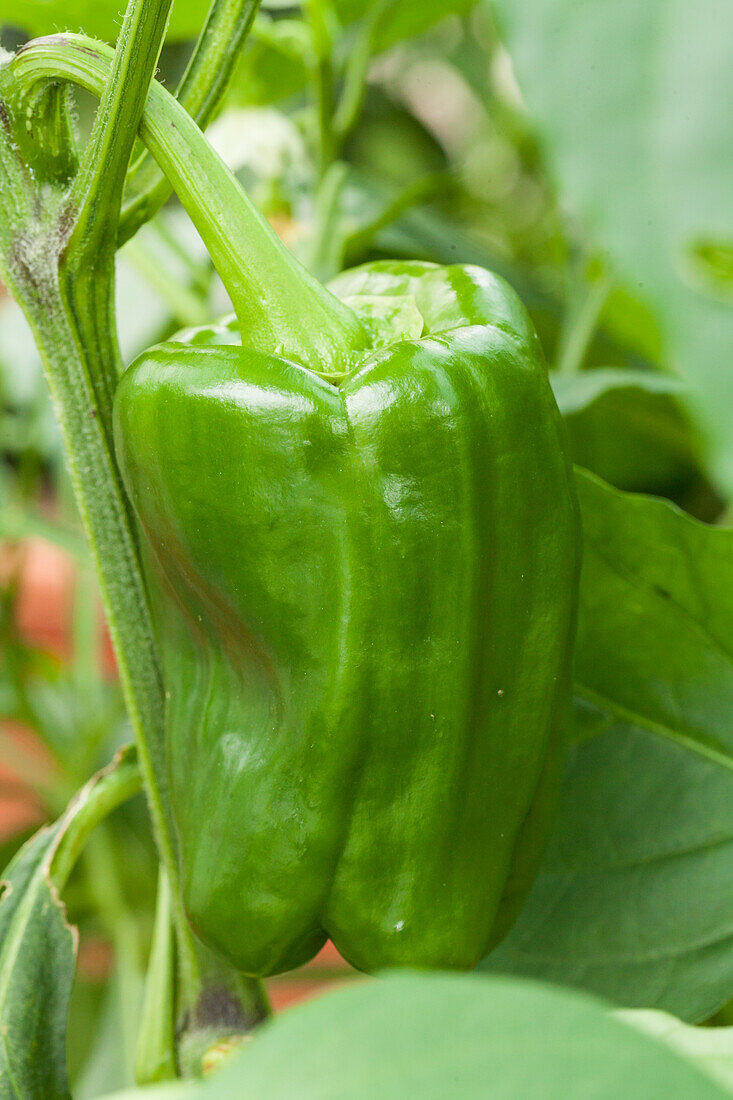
left=620, top=1009, right=733, bottom=1092
left=100, top=972, right=730, bottom=1099
left=486, top=471, right=733, bottom=1020
left=491, top=0, right=733, bottom=489
left=551, top=369, right=702, bottom=496
left=551, top=369, right=685, bottom=418
left=0, top=749, right=140, bottom=1100
left=0, top=826, right=74, bottom=1100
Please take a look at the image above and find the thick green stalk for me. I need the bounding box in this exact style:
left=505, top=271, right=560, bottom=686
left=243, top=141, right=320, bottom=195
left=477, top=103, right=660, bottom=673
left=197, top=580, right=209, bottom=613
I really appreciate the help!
left=0, top=263, right=171, bottom=913
left=12, top=35, right=367, bottom=373
left=4, top=2, right=270, bottom=1030
left=60, top=0, right=175, bottom=444
left=6, top=0, right=198, bottom=998
left=120, top=0, right=263, bottom=244
left=128, top=51, right=366, bottom=369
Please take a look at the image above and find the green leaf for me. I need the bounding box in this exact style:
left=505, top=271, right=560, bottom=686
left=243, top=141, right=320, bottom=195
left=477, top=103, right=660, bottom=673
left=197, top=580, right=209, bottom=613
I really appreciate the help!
left=100, top=973, right=729, bottom=1098
left=336, top=0, right=477, bottom=53
left=492, top=0, right=733, bottom=489
left=230, top=0, right=477, bottom=106
left=551, top=369, right=685, bottom=417
left=228, top=20, right=311, bottom=108
left=0, top=826, right=74, bottom=1100
left=0, top=0, right=210, bottom=43
left=486, top=471, right=733, bottom=1020
left=97, top=1088, right=189, bottom=1100
left=551, top=369, right=702, bottom=495
left=0, top=749, right=140, bottom=1099
left=619, top=1009, right=733, bottom=1093
left=687, top=241, right=733, bottom=302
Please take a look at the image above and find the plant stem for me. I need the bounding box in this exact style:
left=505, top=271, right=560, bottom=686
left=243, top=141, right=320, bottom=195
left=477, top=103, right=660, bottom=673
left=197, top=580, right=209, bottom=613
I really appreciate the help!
left=306, top=0, right=337, bottom=177
left=3, top=0, right=191, bottom=975
left=307, top=160, right=349, bottom=281
left=3, top=272, right=174, bottom=890
left=12, top=34, right=367, bottom=373
left=120, top=0, right=263, bottom=244
left=150, top=215, right=212, bottom=296
left=60, top=0, right=175, bottom=444
left=555, top=269, right=613, bottom=376
left=136, top=868, right=178, bottom=1083
left=72, top=561, right=100, bottom=700
left=343, top=172, right=452, bottom=262
left=332, top=0, right=390, bottom=146
left=82, top=826, right=146, bottom=1074
left=62, top=0, right=201, bottom=987
left=123, top=235, right=211, bottom=327
left=3, top=3, right=268, bottom=1020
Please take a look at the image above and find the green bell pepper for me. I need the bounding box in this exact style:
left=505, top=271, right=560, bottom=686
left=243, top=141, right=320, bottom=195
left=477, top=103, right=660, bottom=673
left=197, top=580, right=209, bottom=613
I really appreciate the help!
left=63, top=55, right=584, bottom=976
left=115, top=258, right=579, bottom=976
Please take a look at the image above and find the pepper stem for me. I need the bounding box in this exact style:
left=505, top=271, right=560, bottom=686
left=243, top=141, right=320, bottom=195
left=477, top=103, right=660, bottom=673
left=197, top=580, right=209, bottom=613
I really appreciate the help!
left=12, top=34, right=367, bottom=374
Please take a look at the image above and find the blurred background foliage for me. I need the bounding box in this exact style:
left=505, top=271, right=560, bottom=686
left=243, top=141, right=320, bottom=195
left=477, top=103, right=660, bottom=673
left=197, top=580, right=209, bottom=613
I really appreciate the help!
left=0, top=0, right=730, bottom=1091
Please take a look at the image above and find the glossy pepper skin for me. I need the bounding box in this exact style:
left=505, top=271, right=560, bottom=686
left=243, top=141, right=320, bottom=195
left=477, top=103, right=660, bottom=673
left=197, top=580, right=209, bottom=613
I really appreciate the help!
left=114, top=260, right=580, bottom=977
